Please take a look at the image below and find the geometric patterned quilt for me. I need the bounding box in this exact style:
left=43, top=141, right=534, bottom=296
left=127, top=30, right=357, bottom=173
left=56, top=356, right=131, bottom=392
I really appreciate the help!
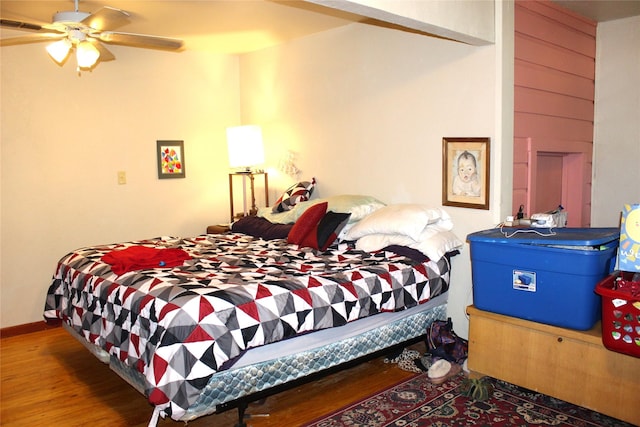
left=43, top=233, right=450, bottom=421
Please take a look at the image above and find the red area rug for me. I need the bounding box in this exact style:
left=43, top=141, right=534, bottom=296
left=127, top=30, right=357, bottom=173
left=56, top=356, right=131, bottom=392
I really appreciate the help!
left=304, top=373, right=633, bottom=426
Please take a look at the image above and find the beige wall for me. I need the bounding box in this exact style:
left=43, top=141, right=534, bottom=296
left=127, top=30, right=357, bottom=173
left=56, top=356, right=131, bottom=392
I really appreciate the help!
left=1, top=45, right=240, bottom=327
left=0, top=17, right=508, bottom=335
left=591, top=15, right=640, bottom=225
left=238, top=21, right=509, bottom=338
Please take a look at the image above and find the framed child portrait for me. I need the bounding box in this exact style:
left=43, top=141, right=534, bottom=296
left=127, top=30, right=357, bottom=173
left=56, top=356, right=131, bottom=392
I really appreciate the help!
left=442, top=137, right=490, bottom=210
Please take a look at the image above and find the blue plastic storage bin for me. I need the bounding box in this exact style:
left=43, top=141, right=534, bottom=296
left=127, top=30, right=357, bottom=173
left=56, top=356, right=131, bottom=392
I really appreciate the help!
left=468, top=228, right=619, bottom=330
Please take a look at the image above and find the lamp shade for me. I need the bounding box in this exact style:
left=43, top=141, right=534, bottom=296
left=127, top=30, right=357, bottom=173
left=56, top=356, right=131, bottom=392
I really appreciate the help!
left=226, top=125, right=265, bottom=171
left=76, top=41, right=100, bottom=68
left=46, top=39, right=72, bottom=63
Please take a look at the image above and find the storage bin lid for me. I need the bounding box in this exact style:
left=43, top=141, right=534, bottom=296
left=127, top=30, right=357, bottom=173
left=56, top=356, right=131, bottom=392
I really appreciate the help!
left=467, top=227, right=619, bottom=246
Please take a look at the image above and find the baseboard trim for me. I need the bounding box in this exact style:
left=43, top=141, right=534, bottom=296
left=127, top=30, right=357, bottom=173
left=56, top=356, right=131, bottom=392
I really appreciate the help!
left=1, top=320, right=60, bottom=338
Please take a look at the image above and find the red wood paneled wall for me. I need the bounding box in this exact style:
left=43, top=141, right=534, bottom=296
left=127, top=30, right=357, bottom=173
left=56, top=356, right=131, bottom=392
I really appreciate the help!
left=513, top=0, right=596, bottom=226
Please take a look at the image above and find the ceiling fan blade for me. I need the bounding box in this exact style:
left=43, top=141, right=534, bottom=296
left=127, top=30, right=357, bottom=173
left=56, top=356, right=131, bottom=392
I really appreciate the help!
left=0, top=18, right=43, bottom=31
left=90, top=39, right=115, bottom=62
left=1, top=18, right=63, bottom=34
left=97, top=31, right=183, bottom=50
left=81, top=6, right=130, bottom=32
left=1, top=33, right=65, bottom=46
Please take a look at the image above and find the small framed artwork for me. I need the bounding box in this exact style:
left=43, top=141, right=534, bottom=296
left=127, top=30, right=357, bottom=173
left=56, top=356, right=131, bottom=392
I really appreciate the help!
left=157, top=140, right=185, bottom=179
left=442, top=137, right=490, bottom=210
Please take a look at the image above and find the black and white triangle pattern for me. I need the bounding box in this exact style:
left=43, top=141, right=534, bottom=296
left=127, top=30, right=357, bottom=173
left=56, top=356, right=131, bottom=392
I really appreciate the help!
left=44, top=233, right=450, bottom=420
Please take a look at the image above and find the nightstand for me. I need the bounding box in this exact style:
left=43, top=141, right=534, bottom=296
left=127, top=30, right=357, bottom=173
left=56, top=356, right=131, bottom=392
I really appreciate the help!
left=206, top=224, right=230, bottom=234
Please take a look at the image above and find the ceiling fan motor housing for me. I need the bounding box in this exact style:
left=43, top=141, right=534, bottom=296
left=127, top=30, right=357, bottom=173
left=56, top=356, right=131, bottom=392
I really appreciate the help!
left=52, top=11, right=90, bottom=25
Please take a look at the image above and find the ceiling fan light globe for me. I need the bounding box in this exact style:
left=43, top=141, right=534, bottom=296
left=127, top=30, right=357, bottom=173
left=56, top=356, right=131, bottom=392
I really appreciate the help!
left=46, top=39, right=72, bottom=63
left=76, top=41, right=100, bottom=68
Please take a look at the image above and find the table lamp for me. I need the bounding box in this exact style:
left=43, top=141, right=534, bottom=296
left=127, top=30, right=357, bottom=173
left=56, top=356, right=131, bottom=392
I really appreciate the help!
left=226, top=125, right=266, bottom=220
left=226, top=125, right=264, bottom=172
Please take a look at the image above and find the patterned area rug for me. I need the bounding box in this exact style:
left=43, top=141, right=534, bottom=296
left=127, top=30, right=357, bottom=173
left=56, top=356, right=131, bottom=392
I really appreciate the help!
left=304, top=373, right=633, bottom=426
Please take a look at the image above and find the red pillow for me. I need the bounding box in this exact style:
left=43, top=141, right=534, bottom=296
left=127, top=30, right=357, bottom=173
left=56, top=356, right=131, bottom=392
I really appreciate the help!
left=287, top=202, right=328, bottom=245
left=300, top=211, right=351, bottom=250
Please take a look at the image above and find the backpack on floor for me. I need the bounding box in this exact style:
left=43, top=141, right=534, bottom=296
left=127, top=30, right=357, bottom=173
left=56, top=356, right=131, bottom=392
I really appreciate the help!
left=426, top=318, right=468, bottom=363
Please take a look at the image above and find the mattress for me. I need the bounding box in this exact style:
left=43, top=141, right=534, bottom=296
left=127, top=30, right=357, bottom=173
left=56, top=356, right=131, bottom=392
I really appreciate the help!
left=44, top=233, right=451, bottom=421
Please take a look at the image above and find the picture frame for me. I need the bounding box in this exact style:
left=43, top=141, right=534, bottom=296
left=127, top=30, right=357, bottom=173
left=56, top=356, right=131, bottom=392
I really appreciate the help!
left=442, top=137, right=490, bottom=210
left=157, top=140, right=185, bottom=179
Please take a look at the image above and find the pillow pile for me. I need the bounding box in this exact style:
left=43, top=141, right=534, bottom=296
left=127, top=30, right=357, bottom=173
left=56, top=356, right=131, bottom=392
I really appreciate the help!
left=259, top=194, right=385, bottom=227
left=345, top=204, right=453, bottom=240
left=344, top=204, right=463, bottom=261
left=287, top=202, right=351, bottom=251
left=272, top=178, right=316, bottom=213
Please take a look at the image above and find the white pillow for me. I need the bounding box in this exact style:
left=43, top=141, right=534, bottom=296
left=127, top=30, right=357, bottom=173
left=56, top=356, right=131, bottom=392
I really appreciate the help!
left=323, top=195, right=386, bottom=223
left=345, top=204, right=453, bottom=241
left=415, top=230, right=464, bottom=260
left=257, top=205, right=300, bottom=224
left=355, top=233, right=414, bottom=251
left=356, top=230, right=463, bottom=261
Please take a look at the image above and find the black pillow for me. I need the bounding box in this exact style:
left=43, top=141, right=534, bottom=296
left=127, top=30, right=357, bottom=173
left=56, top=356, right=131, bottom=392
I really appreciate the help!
left=382, top=245, right=429, bottom=263
left=316, top=211, right=351, bottom=250
left=231, top=216, right=293, bottom=240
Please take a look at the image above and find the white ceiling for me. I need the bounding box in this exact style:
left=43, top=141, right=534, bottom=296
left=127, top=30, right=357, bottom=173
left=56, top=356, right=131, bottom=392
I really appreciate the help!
left=552, top=0, right=640, bottom=22
left=2, top=1, right=639, bottom=55
left=0, top=0, right=363, bottom=54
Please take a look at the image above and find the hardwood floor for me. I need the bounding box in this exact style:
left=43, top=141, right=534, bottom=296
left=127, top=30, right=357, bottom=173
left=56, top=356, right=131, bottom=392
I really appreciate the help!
left=1, top=327, right=419, bottom=426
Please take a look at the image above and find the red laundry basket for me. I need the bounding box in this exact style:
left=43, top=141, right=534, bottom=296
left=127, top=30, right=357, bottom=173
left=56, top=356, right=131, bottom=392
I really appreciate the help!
left=595, top=271, right=640, bottom=358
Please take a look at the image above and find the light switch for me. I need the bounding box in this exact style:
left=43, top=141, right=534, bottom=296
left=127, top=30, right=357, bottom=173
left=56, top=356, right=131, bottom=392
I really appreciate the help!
left=117, top=171, right=127, bottom=185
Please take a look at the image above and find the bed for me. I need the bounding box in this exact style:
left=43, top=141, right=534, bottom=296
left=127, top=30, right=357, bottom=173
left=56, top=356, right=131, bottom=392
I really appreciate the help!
left=43, top=196, right=462, bottom=426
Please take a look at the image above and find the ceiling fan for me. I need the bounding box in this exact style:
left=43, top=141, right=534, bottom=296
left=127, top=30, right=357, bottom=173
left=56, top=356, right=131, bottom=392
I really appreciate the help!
left=0, top=0, right=183, bottom=70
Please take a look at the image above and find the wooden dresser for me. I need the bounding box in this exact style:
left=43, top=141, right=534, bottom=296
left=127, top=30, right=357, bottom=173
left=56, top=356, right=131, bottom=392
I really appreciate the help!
left=467, top=305, right=640, bottom=425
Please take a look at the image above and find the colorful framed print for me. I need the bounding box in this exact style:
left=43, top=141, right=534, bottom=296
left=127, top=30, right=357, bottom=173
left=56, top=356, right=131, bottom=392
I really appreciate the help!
left=442, top=137, right=490, bottom=210
left=157, top=140, right=185, bottom=179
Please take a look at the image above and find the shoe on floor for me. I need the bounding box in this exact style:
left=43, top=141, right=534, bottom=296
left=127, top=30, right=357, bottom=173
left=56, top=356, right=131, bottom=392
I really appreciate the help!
left=398, top=355, right=432, bottom=373
left=427, top=359, right=461, bottom=384
left=384, top=348, right=420, bottom=364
